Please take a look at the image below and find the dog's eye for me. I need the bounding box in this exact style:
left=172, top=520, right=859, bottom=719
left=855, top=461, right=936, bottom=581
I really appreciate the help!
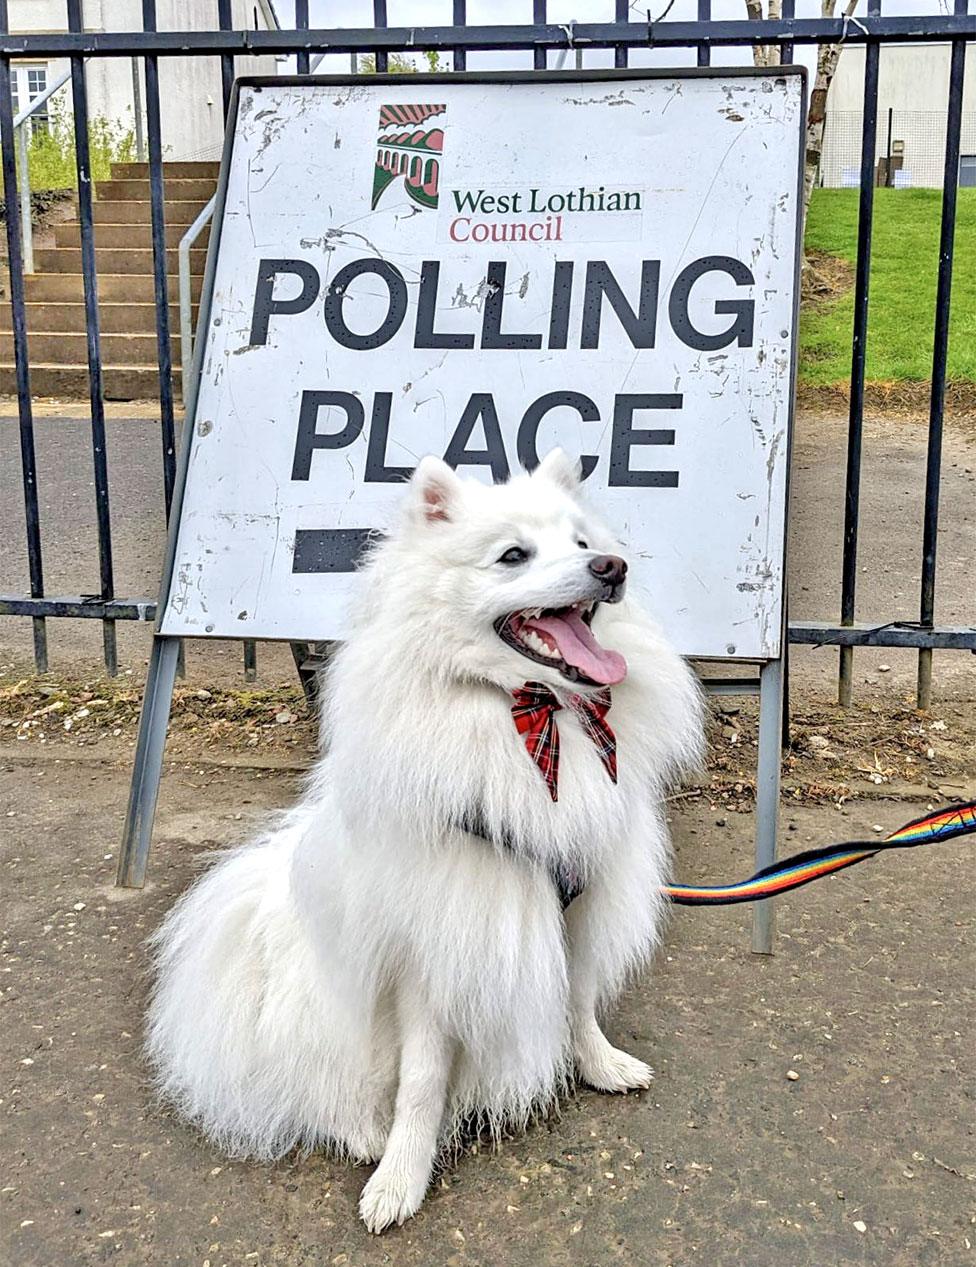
left=498, top=546, right=529, bottom=565
left=577, top=539, right=589, bottom=550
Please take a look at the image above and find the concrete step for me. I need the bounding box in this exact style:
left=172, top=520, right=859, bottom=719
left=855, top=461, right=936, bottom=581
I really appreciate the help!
left=32, top=246, right=208, bottom=275
left=0, top=331, right=181, bottom=366
left=0, top=300, right=191, bottom=335
left=54, top=220, right=212, bottom=249
left=97, top=177, right=217, bottom=201
left=25, top=272, right=205, bottom=302
left=0, top=363, right=182, bottom=401
left=111, top=160, right=221, bottom=180
left=93, top=199, right=212, bottom=226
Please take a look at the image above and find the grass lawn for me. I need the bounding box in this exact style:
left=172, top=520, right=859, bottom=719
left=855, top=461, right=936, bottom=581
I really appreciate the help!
left=799, top=187, right=976, bottom=388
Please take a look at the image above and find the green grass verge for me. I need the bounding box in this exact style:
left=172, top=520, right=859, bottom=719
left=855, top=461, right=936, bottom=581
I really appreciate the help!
left=800, top=187, right=976, bottom=387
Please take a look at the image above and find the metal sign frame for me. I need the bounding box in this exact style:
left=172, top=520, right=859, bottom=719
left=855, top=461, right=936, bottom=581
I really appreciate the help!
left=118, top=66, right=806, bottom=955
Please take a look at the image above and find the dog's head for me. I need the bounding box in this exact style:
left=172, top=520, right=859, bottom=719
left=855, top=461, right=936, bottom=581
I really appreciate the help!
left=387, top=450, right=629, bottom=693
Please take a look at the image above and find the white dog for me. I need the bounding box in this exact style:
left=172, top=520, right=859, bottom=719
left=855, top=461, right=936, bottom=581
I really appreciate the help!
left=146, top=450, right=704, bottom=1233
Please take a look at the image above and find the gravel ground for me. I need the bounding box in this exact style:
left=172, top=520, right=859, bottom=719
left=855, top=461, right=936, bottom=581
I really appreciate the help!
left=2, top=752, right=973, bottom=1267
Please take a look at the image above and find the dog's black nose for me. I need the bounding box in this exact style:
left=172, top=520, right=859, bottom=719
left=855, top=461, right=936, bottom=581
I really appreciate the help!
left=588, top=554, right=628, bottom=587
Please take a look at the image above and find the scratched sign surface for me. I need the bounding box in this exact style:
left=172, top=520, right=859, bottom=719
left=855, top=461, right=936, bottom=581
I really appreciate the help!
left=161, top=72, right=804, bottom=659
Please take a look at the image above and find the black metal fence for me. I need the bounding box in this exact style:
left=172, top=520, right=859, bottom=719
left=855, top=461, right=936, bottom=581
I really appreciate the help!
left=0, top=0, right=973, bottom=708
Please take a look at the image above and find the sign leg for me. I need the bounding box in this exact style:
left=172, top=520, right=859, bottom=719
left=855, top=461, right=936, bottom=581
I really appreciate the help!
left=752, top=656, right=784, bottom=954
left=116, top=635, right=180, bottom=888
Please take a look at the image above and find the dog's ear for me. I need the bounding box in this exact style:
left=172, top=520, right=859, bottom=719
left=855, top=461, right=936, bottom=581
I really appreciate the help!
left=410, top=455, right=463, bottom=524
left=534, top=448, right=582, bottom=492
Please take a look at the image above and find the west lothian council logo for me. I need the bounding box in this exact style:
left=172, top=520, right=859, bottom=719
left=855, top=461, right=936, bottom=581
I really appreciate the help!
left=371, top=103, right=446, bottom=212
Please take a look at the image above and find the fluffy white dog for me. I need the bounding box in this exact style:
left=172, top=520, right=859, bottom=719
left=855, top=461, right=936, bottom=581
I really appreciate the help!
left=146, top=450, right=704, bottom=1232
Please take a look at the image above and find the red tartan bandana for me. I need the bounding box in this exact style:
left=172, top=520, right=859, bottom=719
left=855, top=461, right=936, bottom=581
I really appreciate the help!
left=510, top=682, right=617, bottom=802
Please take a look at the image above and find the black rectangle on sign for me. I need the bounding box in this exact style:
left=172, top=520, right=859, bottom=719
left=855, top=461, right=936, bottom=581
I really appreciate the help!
left=292, top=528, right=378, bottom=573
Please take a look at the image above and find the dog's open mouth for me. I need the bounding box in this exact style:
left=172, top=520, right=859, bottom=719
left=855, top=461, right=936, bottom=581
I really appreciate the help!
left=494, top=601, right=628, bottom=686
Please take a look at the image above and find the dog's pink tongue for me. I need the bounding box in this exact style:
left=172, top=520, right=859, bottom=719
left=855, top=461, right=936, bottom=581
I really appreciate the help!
left=529, top=609, right=628, bottom=685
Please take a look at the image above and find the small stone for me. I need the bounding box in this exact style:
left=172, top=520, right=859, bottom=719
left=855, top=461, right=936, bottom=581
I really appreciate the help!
left=872, top=825, right=884, bottom=834
left=926, top=748, right=935, bottom=759
left=807, top=735, right=830, bottom=751
left=786, top=1069, right=800, bottom=1081
left=72, top=901, right=86, bottom=911
left=929, top=720, right=946, bottom=731
left=878, top=665, right=891, bottom=673
left=715, top=818, right=727, bottom=828
left=853, top=1220, right=867, bottom=1233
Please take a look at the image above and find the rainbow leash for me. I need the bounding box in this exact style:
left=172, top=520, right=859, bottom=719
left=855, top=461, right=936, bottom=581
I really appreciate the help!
left=663, top=800, right=976, bottom=906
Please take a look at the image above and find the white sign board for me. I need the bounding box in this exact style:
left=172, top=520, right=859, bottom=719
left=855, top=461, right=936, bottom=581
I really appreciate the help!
left=160, top=70, right=804, bottom=660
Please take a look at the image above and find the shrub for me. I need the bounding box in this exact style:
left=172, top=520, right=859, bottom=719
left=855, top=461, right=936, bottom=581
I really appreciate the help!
left=23, top=101, right=136, bottom=191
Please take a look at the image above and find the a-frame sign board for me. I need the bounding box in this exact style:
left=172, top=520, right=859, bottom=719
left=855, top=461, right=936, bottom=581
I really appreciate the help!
left=118, top=67, right=805, bottom=954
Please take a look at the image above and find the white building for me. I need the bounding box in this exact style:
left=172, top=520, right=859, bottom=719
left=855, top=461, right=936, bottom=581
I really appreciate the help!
left=822, top=42, right=976, bottom=188
left=9, top=0, right=281, bottom=161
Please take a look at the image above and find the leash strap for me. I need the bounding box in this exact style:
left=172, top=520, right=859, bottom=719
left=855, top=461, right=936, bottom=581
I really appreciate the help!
left=664, top=801, right=976, bottom=906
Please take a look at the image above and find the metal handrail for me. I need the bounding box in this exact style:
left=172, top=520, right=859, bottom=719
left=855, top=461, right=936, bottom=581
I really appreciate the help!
left=13, top=66, right=72, bottom=273
left=178, top=193, right=215, bottom=397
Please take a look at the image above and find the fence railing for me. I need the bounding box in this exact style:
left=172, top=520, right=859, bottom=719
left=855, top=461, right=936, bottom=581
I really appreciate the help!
left=0, top=0, right=973, bottom=709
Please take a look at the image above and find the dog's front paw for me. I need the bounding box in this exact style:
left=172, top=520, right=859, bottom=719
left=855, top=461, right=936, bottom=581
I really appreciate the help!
left=578, top=1042, right=654, bottom=1094
left=359, top=1162, right=429, bottom=1234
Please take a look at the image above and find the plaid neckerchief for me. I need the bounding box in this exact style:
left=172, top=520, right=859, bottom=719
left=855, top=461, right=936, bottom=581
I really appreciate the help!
left=510, top=682, right=617, bottom=802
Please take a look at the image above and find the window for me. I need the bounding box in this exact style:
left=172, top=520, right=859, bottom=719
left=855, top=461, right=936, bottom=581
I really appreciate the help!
left=10, top=64, right=49, bottom=133
left=960, top=156, right=976, bottom=189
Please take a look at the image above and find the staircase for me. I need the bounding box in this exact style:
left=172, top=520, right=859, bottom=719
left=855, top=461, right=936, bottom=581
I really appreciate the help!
left=0, top=160, right=219, bottom=401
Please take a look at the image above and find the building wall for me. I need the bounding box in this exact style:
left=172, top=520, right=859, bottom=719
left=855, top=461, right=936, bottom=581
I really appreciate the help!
left=9, top=0, right=280, bottom=162
left=822, top=43, right=976, bottom=188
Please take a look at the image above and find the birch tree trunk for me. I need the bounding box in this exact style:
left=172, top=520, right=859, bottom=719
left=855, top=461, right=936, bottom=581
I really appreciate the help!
left=744, top=0, right=860, bottom=226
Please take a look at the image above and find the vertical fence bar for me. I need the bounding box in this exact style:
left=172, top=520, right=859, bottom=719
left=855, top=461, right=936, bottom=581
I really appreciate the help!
left=373, top=0, right=388, bottom=73
left=697, top=0, right=711, bottom=68
left=837, top=4, right=880, bottom=708
left=533, top=0, right=547, bottom=70
left=142, top=0, right=184, bottom=678
left=67, top=0, right=117, bottom=676
left=614, top=0, right=628, bottom=69
left=142, top=0, right=176, bottom=517
left=453, top=0, right=466, bottom=72
left=780, top=0, right=794, bottom=65
left=219, top=0, right=254, bottom=679
left=917, top=15, right=967, bottom=710
left=0, top=2, right=47, bottom=671
left=218, top=0, right=234, bottom=118
left=295, top=0, right=310, bottom=75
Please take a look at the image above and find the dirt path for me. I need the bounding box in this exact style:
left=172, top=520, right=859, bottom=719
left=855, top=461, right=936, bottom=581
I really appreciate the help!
left=1, top=752, right=974, bottom=1267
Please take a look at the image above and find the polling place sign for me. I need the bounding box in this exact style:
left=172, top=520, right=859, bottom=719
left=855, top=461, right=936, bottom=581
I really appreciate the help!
left=161, top=69, right=805, bottom=660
